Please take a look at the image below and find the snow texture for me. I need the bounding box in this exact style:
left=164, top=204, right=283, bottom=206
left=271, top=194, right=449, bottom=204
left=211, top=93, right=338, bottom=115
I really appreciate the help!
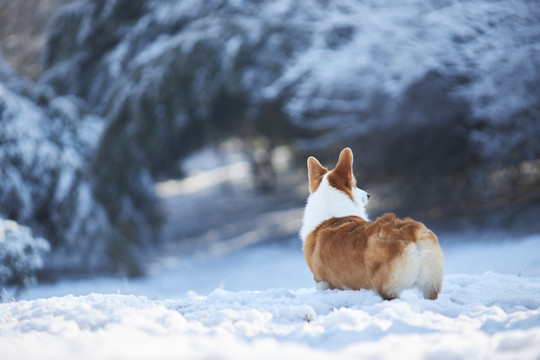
left=2, top=234, right=540, bottom=359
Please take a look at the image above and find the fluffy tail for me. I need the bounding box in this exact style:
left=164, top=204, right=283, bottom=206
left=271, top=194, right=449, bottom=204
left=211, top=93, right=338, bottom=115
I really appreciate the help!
left=415, top=230, right=445, bottom=299
left=366, top=228, right=445, bottom=300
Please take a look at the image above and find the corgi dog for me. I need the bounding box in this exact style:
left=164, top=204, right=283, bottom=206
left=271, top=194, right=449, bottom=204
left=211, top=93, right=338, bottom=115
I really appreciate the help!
left=300, top=148, right=444, bottom=300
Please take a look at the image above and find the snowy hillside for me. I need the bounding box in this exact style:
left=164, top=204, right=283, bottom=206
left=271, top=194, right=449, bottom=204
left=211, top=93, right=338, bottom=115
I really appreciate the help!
left=2, top=236, right=540, bottom=359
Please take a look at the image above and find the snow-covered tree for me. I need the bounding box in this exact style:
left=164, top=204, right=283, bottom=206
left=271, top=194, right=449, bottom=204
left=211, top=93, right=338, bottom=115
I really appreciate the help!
left=40, top=0, right=540, bottom=217
left=0, top=53, right=157, bottom=276
left=0, top=219, right=49, bottom=292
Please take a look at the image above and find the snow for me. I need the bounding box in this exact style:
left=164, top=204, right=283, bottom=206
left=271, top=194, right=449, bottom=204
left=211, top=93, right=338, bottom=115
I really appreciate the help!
left=157, top=144, right=251, bottom=196
left=1, top=231, right=539, bottom=359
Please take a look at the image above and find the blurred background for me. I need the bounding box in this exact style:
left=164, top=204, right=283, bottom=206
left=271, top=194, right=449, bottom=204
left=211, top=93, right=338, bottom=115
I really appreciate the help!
left=0, top=0, right=539, bottom=292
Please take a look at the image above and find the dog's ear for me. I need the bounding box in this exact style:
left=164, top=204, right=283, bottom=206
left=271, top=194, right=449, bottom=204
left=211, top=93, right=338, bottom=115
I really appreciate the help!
left=328, top=148, right=355, bottom=194
left=307, top=156, right=328, bottom=193
left=334, top=148, right=354, bottom=178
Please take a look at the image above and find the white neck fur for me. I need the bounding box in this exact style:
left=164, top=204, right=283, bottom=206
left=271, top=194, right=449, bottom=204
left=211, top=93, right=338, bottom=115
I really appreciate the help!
left=300, top=174, right=369, bottom=242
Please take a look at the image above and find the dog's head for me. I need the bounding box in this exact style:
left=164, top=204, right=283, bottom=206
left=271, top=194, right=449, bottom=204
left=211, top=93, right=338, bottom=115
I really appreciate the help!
left=307, top=147, right=370, bottom=208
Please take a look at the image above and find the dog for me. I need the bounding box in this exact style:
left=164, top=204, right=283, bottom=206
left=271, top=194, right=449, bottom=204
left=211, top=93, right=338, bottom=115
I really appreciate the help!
left=300, top=148, right=444, bottom=300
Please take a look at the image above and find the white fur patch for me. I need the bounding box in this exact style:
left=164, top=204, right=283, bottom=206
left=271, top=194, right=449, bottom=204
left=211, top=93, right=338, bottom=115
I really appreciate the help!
left=300, top=175, right=369, bottom=242
left=415, top=233, right=445, bottom=297
left=315, top=280, right=331, bottom=291
left=383, top=243, right=421, bottom=297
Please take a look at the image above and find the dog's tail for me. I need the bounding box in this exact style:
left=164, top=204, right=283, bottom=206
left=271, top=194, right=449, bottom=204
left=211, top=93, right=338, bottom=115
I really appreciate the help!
left=365, top=225, right=444, bottom=300
left=414, top=230, right=445, bottom=299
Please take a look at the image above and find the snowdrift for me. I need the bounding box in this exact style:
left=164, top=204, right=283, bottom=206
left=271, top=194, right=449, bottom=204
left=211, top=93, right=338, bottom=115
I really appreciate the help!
left=1, top=272, right=540, bottom=359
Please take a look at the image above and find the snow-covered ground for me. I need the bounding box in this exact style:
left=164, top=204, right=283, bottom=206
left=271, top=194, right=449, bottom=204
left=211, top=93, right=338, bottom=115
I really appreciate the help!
left=2, top=231, right=540, bottom=359
left=2, top=147, right=540, bottom=359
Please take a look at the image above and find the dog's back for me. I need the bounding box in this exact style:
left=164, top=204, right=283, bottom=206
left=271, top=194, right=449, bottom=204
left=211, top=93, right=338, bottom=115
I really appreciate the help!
left=304, top=213, right=444, bottom=299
